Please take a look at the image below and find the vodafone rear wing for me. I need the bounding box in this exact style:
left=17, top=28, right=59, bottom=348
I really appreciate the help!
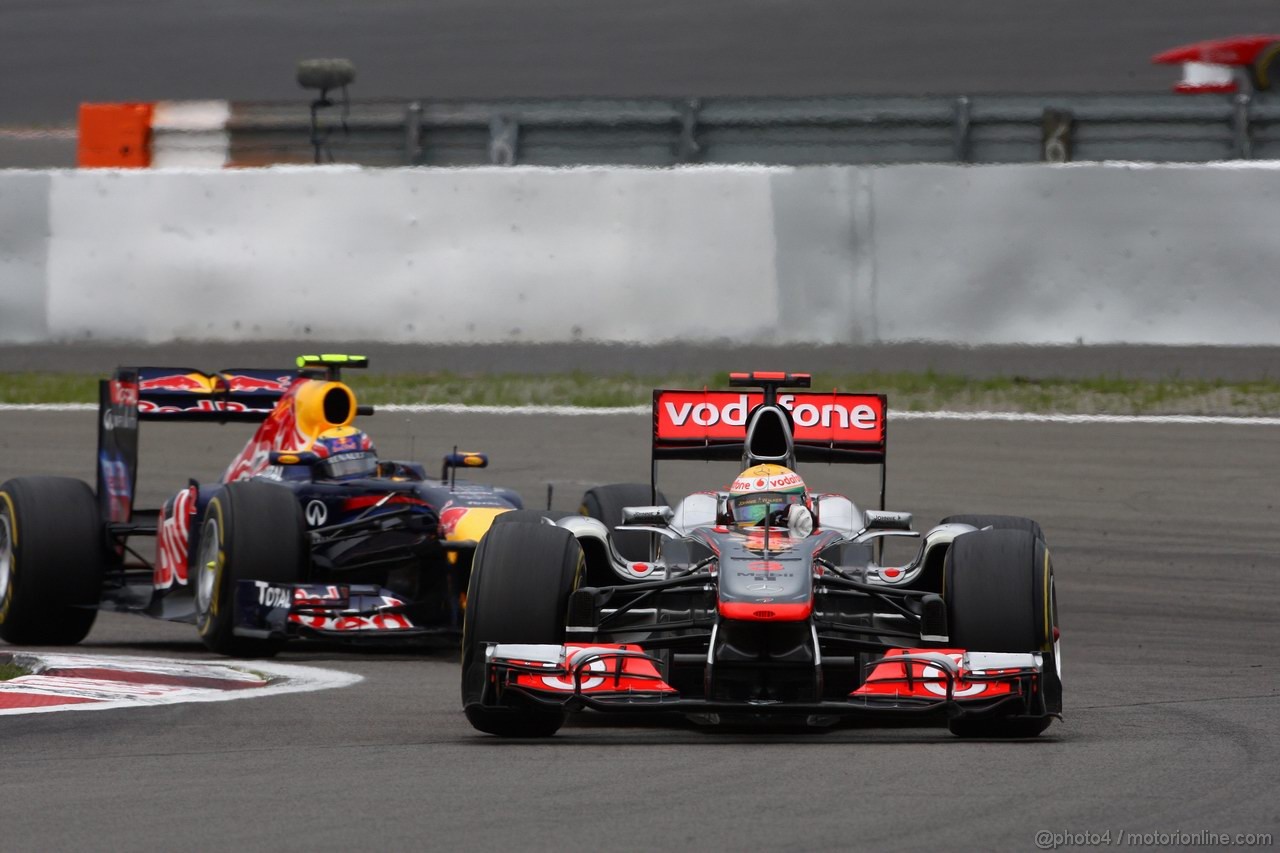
left=653, top=390, right=887, bottom=463
left=650, top=372, right=889, bottom=509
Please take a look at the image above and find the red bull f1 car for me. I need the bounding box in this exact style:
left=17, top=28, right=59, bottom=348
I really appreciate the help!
left=462, top=372, right=1062, bottom=738
left=0, top=355, right=524, bottom=656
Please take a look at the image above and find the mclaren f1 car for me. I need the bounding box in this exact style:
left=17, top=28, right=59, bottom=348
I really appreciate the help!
left=0, top=355, right=524, bottom=656
left=462, top=372, right=1062, bottom=738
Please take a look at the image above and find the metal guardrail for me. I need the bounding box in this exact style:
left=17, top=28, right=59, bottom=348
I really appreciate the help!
left=221, top=93, right=1280, bottom=167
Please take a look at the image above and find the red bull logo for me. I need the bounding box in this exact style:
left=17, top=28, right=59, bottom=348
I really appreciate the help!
left=155, top=485, right=198, bottom=589
left=137, top=372, right=293, bottom=396
left=138, top=399, right=253, bottom=415
left=439, top=506, right=469, bottom=537
left=138, top=372, right=215, bottom=393
left=223, top=384, right=307, bottom=482
left=328, top=435, right=358, bottom=452
left=225, top=374, right=294, bottom=393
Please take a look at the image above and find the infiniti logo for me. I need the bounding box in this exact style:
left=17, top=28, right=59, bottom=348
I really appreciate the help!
left=305, top=500, right=328, bottom=527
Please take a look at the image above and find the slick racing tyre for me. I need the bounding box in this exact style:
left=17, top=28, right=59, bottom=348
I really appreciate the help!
left=944, top=527, right=1061, bottom=738
left=194, top=481, right=306, bottom=657
left=1252, top=41, right=1280, bottom=91
left=462, top=522, right=583, bottom=737
left=580, top=483, right=668, bottom=563
left=939, top=514, right=1044, bottom=544
left=0, top=477, right=106, bottom=645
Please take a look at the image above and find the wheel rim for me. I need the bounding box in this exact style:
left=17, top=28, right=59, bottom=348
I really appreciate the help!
left=0, top=512, right=12, bottom=604
left=194, top=517, right=220, bottom=615
left=1050, top=577, right=1062, bottom=680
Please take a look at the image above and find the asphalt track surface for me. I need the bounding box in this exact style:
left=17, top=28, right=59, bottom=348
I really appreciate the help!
left=3, top=0, right=1278, bottom=167
left=1, top=403, right=1277, bottom=851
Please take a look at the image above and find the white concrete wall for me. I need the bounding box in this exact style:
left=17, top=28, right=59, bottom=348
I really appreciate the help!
left=3, top=163, right=1278, bottom=345
left=44, top=166, right=778, bottom=344
left=0, top=172, right=51, bottom=342
left=867, top=164, right=1280, bottom=345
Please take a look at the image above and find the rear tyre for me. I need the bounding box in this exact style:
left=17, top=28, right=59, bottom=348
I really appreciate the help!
left=580, top=483, right=668, bottom=562
left=0, top=477, right=105, bottom=645
left=944, top=528, right=1061, bottom=738
left=940, top=514, right=1044, bottom=544
left=193, top=481, right=307, bottom=657
left=462, top=522, right=583, bottom=737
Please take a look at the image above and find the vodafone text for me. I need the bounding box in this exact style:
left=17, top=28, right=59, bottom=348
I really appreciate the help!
left=663, top=394, right=878, bottom=430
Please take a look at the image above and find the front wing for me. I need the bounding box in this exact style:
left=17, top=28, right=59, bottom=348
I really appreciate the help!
left=234, top=580, right=450, bottom=642
left=478, top=644, right=1051, bottom=720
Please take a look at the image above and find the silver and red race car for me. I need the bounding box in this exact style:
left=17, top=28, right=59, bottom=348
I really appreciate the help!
left=462, top=372, right=1062, bottom=738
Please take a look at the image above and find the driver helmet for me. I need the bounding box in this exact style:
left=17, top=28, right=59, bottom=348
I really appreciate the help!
left=727, top=464, right=808, bottom=526
left=311, top=426, right=377, bottom=480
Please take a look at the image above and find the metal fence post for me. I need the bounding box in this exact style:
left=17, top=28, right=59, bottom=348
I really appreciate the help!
left=404, top=101, right=423, bottom=165
left=1041, top=108, right=1075, bottom=163
left=1233, top=93, right=1253, bottom=159
left=952, top=96, right=971, bottom=163
left=489, top=116, right=519, bottom=166
left=678, top=98, right=702, bottom=163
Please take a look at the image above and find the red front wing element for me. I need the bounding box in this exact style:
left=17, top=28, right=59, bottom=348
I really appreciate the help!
left=496, top=644, right=678, bottom=697
left=851, top=649, right=1035, bottom=701
left=718, top=601, right=813, bottom=622
left=487, top=645, right=1042, bottom=712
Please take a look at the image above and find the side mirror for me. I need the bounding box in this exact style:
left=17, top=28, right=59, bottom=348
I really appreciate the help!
left=863, top=510, right=913, bottom=531
left=621, top=505, right=674, bottom=526
left=269, top=450, right=319, bottom=466
left=443, top=451, right=488, bottom=470
left=377, top=460, right=426, bottom=480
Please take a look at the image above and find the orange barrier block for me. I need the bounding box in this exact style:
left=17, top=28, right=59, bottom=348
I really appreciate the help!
left=77, top=103, right=154, bottom=167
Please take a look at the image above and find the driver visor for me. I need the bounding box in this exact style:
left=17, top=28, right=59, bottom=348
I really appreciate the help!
left=729, top=491, right=804, bottom=524
left=319, top=451, right=376, bottom=480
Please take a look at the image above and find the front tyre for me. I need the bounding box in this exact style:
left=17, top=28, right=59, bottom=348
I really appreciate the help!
left=939, top=514, right=1044, bottom=543
left=462, top=522, right=583, bottom=737
left=944, top=527, right=1061, bottom=738
left=1252, top=41, right=1280, bottom=91
left=193, top=481, right=306, bottom=657
left=0, top=477, right=105, bottom=645
left=490, top=509, right=577, bottom=527
left=580, top=483, right=668, bottom=562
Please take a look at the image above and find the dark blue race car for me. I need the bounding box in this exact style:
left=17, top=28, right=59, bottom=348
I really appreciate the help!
left=0, top=355, right=524, bottom=656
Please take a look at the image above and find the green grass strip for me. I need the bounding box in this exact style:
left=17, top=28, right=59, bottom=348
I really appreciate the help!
left=0, top=662, right=27, bottom=682
left=2, top=370, right=1280, bottom=415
